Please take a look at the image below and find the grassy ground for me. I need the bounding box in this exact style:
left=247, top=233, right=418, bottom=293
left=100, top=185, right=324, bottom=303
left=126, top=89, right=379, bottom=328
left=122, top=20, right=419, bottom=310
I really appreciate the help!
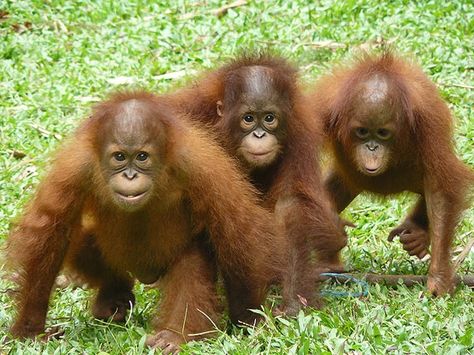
left=1, top=0, right=473, bottom=353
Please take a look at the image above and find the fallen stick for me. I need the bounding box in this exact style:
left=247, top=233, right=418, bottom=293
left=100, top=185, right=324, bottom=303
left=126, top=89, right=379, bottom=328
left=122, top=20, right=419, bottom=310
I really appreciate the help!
left=212, top=0, right=247, bottom=17
left=320, top=273, right=474, bottom=287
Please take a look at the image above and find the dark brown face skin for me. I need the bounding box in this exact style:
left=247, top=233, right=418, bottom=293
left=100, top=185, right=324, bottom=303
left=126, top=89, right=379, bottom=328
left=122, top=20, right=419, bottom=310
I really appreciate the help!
left=100, top=99, right=159, bottom=211
left=217, top=65, right=287, bottom=170
left=349, top=115, right=396, bottom=176
left=103, top=145, right=155, bottom=211
left=347, top=75, right=397, bottom=176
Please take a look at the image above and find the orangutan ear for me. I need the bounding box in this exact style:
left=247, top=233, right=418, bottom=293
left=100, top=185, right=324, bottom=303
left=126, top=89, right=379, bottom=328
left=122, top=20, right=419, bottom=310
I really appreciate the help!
left=216, top=100, right=224, bottom=117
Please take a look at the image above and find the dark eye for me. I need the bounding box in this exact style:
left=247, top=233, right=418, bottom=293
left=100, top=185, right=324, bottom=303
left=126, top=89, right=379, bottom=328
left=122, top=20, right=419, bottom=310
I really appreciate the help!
left=136, top=152, right=149, bottom=161
left=113, top=152, right=126, bottom=161
left=243, top=114, right=254, bottom=123
left=355, top=127, right=369, bottom=139
left=264, top=113, right=275, bottom=123
left=376, top=128, right=391, bottom=140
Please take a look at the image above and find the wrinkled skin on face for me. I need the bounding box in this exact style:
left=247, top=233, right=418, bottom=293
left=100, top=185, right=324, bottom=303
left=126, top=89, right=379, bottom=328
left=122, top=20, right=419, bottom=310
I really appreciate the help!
left=217, top=65, right=288, bottom=170
left=100, top=99, right=159, bottom=211
left=352, top=125, right=393, bottom=175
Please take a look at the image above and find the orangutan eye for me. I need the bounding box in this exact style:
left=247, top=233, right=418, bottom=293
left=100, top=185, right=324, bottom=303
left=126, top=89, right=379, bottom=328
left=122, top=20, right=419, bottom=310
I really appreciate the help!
left=113, top=152, right=126, bottom=161
left=376, top=128, right=392, bottom=140
left=265, top=114, right=275, bottom=123
left=243, top=114, right=254, bottom=123
left=355, top=127, right=369, bottom=139
left=136, top=152, right=149, bottom=161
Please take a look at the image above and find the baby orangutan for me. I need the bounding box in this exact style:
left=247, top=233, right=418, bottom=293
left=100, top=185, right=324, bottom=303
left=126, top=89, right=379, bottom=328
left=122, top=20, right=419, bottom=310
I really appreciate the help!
left=7, top=92, right=285, bottom=354
left=169, top=55, right=348, bottom=315
left=314, top=52, right=473, bottom=296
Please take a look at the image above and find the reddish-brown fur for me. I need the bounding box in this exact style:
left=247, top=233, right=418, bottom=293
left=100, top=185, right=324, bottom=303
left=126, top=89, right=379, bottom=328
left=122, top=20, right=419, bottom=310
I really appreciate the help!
left=169, top=55, right=347, bottom=315
left=312, top=52, right=473, bottom=296
left=6, top=92, right=285, bottom=353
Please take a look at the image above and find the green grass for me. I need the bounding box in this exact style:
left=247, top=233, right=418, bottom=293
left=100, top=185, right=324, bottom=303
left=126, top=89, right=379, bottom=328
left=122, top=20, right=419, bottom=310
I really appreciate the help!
left=1, top=0, right=473, bottom=353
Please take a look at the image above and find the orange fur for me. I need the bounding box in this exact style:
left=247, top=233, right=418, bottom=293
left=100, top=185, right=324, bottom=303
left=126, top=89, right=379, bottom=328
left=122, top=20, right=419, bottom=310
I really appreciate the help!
left=6, top=91, right=284, bottom=351
left=169, top=54, right=347, bottom=315
left=313, top=52, right=474, bottom=295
